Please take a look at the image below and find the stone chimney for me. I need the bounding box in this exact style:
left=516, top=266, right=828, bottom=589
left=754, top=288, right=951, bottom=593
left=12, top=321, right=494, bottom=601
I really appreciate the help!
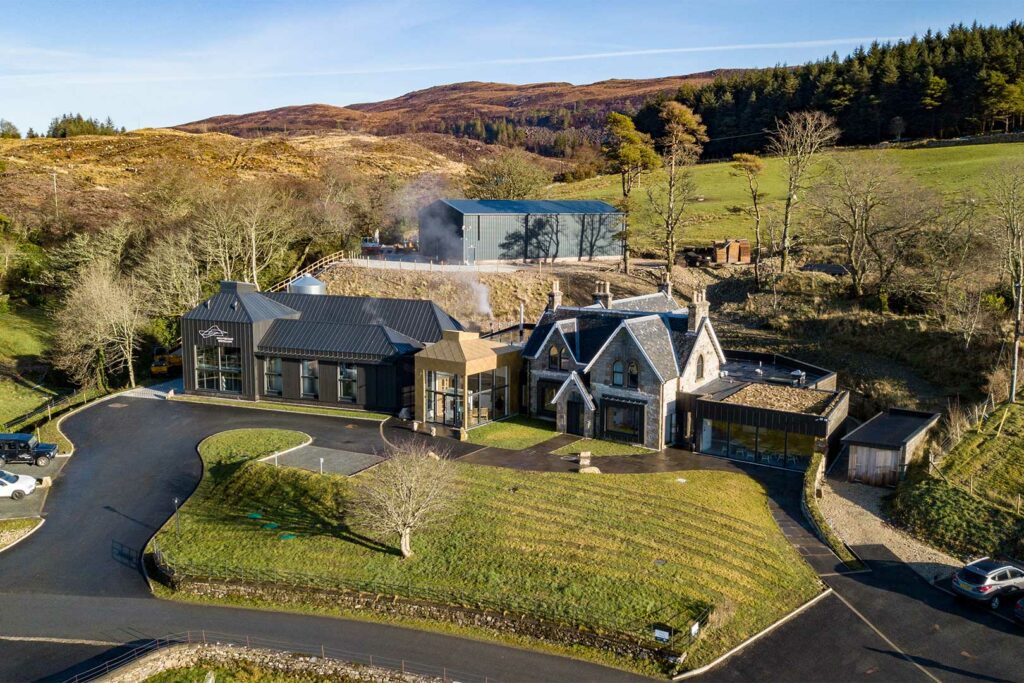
left=688, top=287, right=709, bottom=332
left=546, top=280, right=563, bottom=311
left=592, top=280, right=612, bottom=308
left=658, top=269, right=672, bottom=296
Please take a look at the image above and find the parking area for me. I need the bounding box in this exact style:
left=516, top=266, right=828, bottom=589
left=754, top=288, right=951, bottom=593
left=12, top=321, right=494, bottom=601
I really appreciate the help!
left=0, top=456, right=66, bottom=520
left=265, top=444, right=384, bottom=476
left=939, top=575, right=1024, bottom=625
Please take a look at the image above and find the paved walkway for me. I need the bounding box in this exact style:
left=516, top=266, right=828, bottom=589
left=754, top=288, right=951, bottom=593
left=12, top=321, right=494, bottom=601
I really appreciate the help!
left=271, top=444, right=384, bottom=475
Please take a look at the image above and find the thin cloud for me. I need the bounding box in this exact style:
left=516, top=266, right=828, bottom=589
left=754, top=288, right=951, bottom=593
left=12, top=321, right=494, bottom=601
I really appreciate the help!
left=0, top=35, right=906, bottom=87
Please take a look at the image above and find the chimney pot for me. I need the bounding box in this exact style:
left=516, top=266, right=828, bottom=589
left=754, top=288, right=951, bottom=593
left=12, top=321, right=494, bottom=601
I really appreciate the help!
left=688, top=287, right=710, bottom=332
left=546, top=279, right=563, bottom=311
left=593, top=280, right=612, bottom=308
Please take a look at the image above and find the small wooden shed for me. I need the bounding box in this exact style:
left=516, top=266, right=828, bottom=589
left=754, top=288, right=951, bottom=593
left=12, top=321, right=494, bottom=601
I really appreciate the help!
left=843, top=408, right=940, bottom=486
left=712, top=239, right=751, bottom=265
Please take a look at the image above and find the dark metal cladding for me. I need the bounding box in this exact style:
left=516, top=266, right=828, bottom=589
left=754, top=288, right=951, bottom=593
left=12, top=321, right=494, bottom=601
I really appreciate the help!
left=257, top=320, right=422, bottom=361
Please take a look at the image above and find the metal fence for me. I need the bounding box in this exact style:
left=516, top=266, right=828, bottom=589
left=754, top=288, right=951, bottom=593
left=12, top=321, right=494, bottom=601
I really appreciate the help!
left=2, top=385, right=106, bottom=431
left=62, top=629, right=497, bottom=683
left=152, top=549, right=704, bottom=651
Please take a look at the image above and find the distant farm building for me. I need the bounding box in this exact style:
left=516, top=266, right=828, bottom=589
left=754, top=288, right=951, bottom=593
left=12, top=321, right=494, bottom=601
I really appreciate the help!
left=713, top=239, right=751, bottom=265
left=418, top=199, right=624, bottom=264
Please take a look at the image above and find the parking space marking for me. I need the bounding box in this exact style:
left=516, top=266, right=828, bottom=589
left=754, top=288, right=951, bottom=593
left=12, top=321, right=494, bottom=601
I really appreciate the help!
left=831, top=589, right=941, bottom=683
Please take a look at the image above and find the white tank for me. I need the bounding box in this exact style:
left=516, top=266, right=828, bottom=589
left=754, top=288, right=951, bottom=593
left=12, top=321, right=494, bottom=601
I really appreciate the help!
left=287, top=274, right=326, bottom=295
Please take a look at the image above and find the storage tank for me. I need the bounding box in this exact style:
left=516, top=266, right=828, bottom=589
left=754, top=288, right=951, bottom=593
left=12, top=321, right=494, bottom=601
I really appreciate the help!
left=287, top=274, right=326, bottom=295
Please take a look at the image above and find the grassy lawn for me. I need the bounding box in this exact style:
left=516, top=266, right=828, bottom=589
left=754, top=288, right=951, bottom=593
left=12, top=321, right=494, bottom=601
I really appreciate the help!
left=553, top=438, right=653, bottom=457
left=0, top=307, right=59, bottom=425
left=169, top=394, right=390, bottom=421
left=940, top=403, right=1024, bottom=510
left=465, top=415, right=558, bottom=450
left=552, top=142, right=1024, bottom=249
left=154, top=429, right=821, bottom=673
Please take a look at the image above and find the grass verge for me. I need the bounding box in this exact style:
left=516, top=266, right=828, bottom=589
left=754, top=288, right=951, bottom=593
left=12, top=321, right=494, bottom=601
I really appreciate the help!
left=553, top=438, right=653, bottom=457
left=939, top=402, right=1024, bottom=511
left=170, top=394, right=390, bottom=421
left=888, top=465, right=1024, bottom=560
left=0, top=517, right=40, bottom=551
left=144, top=663, right=312, bottom=683
left=803, top=453, right=864, bottom=571
left=465, top=416, right=558, bottom=450
left=152, top=428, right=821, bottom=674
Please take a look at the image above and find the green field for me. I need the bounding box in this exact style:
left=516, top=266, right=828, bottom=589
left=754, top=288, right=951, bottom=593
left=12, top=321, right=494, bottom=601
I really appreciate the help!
left=551, top=142, right=1024, bottom=249
left=0, top=307, right=59, bottom=426
left=154, top=429, right=820, bottom=673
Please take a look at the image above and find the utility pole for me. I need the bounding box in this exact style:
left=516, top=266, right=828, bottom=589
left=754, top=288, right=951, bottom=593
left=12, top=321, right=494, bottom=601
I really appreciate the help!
left=1013, top=282, right=1022, bottom=403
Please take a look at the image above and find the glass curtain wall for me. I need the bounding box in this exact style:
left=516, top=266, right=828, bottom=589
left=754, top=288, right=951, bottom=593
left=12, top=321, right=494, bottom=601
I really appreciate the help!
left=699, top=418, right=815, bottom=470
left=339, top=363, right=357, bottom=401
left=426, top=371, right=462, bottom=427
left=196, top=346, right=242, bottom=393
left=466, top=367, right=509, bottom=428
left=301, top=360, right=319, bottom=399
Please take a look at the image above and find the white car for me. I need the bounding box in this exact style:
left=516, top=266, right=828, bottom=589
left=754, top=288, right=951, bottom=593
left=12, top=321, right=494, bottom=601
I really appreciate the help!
left=0, top=470, right=36, bottom=501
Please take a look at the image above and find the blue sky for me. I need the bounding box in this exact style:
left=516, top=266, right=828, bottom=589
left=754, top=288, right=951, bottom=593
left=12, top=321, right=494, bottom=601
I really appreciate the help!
left=2, top=1, right=1021, bottom=133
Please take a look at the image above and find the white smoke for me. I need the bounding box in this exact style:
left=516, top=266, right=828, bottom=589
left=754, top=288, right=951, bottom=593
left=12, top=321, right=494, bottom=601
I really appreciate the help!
left=458, top=272, right=492, bottom=319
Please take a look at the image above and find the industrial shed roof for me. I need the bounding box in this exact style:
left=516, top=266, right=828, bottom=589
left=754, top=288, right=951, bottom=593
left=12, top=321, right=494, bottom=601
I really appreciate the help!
left=257, top=320, right=422, bottom=361
left=264, top=292, right=462, bottom=344
left=439, top=199, right=621, bottom=215
left=183, top=288, right=300, bottom=324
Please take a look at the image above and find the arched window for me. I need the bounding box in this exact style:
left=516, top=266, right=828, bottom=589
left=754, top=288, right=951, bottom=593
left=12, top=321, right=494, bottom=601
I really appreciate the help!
left=548, top=345, right=560, bottom=370
left=696, top=354, right=705, bottom=380
left=611, top=360, right=624, bottom=386
left=627, top=360, right=639, bottom=389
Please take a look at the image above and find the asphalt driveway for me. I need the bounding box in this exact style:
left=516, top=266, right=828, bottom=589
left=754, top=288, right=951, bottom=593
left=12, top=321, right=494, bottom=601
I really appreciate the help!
left=0, top=395, right=1019, bottom=682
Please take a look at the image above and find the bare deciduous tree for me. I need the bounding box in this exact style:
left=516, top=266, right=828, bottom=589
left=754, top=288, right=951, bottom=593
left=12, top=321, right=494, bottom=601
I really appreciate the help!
left=353, top=440, right=457, bottom=559
left=810, top=155, right=937, bottom=298
left=767, top=111, right=839, bottom=273
left=53, top=263, right=147, bottom=388
left=135, top=229, right=206, bottom=319
left=731, top=153, right=766, bottom=289
left=989, top=162, right=1024, bottom=401
left=646, top=102, right=706, bottom=284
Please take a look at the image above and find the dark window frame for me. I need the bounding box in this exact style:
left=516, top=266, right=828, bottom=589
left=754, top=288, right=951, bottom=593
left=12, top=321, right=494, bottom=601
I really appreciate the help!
left=264, top=356, right=283, bottom=396
left=547, top=344, right=560, bottom=370
left=300, top=359, right=319, bottom=399
left=611, top=359, right=624, bottom=387
left=696, top=354, right=705, bottom=380
left=338, top=363, right=358, bottom=402
left=626, top=360, right=639, bottom=389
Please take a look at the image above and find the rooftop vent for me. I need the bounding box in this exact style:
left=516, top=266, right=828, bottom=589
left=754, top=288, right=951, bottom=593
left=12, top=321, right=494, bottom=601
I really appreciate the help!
left=287, top=273, right=326, bottom=295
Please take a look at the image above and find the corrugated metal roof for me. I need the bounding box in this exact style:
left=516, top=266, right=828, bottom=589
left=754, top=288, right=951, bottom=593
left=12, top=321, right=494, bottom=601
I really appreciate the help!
left=265, top=292, right=461, bottom=344
left=257, top=320, right=422, bottom=360
left=183, top=291, right=300, bottom=323
left=440, top=199, right=621, bottom=215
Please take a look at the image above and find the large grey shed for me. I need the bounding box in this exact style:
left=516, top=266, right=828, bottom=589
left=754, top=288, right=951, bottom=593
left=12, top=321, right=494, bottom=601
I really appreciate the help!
left=418, top=199, right=624, bottom=264
left=842, top=408, right=940, bottom=486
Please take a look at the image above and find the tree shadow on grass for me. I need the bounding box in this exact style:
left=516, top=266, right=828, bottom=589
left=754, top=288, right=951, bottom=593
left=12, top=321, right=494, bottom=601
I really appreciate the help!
left=205, top=460, right=400, bottom=556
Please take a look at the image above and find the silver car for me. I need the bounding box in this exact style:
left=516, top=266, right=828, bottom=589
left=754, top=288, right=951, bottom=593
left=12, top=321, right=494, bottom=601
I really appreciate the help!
left=952, top=558, right=1024, bottom=610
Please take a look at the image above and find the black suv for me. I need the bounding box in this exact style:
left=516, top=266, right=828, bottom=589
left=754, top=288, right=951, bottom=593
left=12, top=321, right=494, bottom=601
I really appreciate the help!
left=0, top=433, right=57, bottom=467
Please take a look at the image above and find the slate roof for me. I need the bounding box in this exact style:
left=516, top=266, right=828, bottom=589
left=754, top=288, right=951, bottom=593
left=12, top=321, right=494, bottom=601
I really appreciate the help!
left=264, top=292, right=462, bottom=344
left=623, top=316, right=680, bottom=380
left=523, top=303, right=705, bottom=381
left=842, top=409, right=940, bottom=449
left=439, top=199, right=621, bottom=216
left=257, top=320, right=422, bottom=361
left=606, top=291, right=683, bottom=313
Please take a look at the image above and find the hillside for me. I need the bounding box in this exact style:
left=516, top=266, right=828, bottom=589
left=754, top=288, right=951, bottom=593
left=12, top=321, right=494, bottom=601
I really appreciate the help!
left=175, top=71, right=741, bottom=138
left=551, top=141, right=1024, bottom=249
left=0, top=128, right=500, bottom=233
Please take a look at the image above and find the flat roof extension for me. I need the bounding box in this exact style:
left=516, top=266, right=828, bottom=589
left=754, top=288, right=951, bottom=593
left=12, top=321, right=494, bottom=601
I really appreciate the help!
left=842, top=408, right=940, bottom=450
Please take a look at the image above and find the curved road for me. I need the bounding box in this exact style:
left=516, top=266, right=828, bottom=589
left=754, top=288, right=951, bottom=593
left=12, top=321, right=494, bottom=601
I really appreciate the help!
left=0, top=396, right=1019, bottom=682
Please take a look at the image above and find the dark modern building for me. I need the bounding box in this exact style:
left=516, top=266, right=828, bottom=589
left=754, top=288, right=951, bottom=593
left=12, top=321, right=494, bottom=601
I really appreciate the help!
left=181, top=279, right=462, bottom=414
left=418, top=199, right=624, bottom=264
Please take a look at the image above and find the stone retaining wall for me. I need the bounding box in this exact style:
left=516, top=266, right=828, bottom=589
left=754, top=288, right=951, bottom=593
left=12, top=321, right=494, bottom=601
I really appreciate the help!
left=155, top=565, right=675, bottom=666
left=98, top=643, right=430, bottom=682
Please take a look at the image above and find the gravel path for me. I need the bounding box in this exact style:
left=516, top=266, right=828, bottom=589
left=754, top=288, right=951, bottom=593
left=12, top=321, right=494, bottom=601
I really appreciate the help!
left=820, top=470, right=959, bottom=583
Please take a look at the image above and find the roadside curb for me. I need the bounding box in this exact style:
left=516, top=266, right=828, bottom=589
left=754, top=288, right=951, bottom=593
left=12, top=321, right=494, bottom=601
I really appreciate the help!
left=50, top=387, right=138, bottom=457
left=672, top=587, right=834, bottom=680
left=256, top=433, right=314, bottom=463
left=0, top=518, right=45, bottom=556
left=168, top=396, right=388, bottom=423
